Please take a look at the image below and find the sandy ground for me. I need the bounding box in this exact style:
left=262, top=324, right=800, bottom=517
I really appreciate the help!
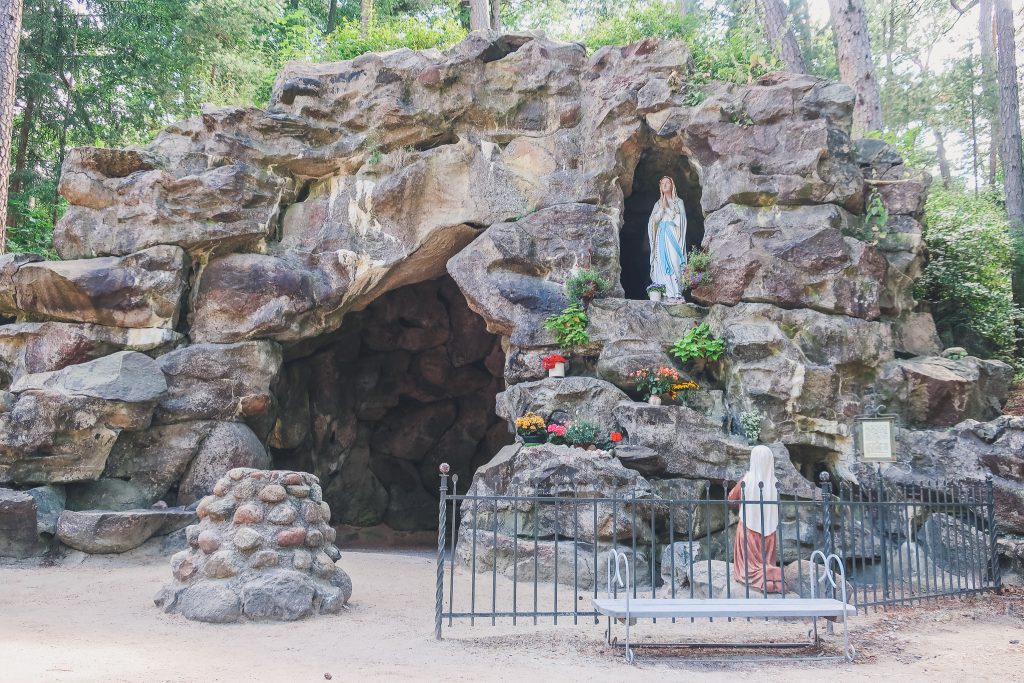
left=2, top=547, right=1023, bottom=683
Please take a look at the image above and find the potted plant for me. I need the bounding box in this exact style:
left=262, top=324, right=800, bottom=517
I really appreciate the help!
left=670, top=321, right=725, bottom=374
left=565, top=418, right=601, bottom=450
left=682, top=248, right=714, bottom=290
left=547, top=422, right=567, bottom=445
left=739, top=409, right=765, bottom=445
left=515, top=412, right=547, bottom=445
left=631, top=366, right=682, bottom=406
left=565, top=268, right=612, bottom=306
left=542, top=353, right=567, bottom=378
left=668, top=379, right=700, bottom=405
left=646, top=283, right=666, bottom=302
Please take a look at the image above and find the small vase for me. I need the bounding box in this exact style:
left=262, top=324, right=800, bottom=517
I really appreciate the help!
left=647, top=395, right=663, bottom=406
left=548, top=362, right=565, bottom=378
left=648, top=291, right=663, bottom=302
left=521, top=433, right=546, bottom=446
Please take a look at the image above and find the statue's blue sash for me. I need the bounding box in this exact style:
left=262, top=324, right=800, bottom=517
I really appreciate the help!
left=657, top=219, right=685, bottom=277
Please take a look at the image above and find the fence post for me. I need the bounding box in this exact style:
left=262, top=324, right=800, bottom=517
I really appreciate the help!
left=876, top=469, right=890, bottom=599
left=436, top=463, right=450, bottom=640
left=819, top=472, right=834, bottom=610
left=986, top=474, right=1001, bottom=593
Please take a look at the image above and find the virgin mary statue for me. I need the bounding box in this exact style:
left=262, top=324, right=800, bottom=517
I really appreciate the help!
left=647, top=176, right=688, bottom=300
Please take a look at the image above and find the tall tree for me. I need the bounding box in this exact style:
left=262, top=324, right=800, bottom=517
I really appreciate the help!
left=994, top=0, right=1024, bottom=302
left=489, top=0, right=501, bottom=31
left=0, top=0, right=22, bottom=251
left=757, top=0, right=807, bottom=72
left=978, top=0, right=1000, bottom=186
left=326, top=0, right=339, bottom=34
left=828, top=0, right=883, bottom=135
left=470, top=0, right=489, bottom=30
left=361, top=0, right=373, bottom=36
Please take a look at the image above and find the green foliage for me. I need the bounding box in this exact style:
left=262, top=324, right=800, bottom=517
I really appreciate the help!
left=543, top=303, right=590, bottom=350
left=682, top=247, right=713, bottom=288
left=670, top=322, right=726, bottom=363
left=564, top=418, right=601, bottom=446
left=739, top=409, right=765, bottom=444
left=564, top=268, right=611, bottom=304
left=915, top=187, right=1022, bottom=362
left=862, top=188, right=889, bottom=244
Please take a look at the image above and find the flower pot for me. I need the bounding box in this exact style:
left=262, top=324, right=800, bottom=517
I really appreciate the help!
left=648, top=290, right=663, bottom=302
left=548, top=362, right=565, bottom=378
left=647, top=395, right=663, bottom=406
left=521, top=433, right=546, bottom=446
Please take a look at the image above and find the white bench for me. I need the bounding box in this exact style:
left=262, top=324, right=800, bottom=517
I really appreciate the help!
left=593, top=550, right=856, bottom=663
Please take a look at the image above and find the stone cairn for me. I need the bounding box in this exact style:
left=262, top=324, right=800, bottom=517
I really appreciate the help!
left=155, top=468, right=351, bottom=623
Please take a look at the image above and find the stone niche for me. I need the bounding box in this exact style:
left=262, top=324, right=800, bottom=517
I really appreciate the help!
left=620, top=146, right=705, bottom=300
left=269, top=276, right=511, bottom=533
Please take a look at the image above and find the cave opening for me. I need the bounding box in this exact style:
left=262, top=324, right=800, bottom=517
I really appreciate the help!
left=620, top=148, right=704, bottom=300
left=786, top=444, right=838, bottom=484
left=269, top=275, right=511, bottom=541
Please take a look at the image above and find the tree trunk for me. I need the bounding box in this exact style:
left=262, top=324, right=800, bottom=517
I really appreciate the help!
left=0, top=0, right=23, bottom=252
left=935, top=130, right=952, bottom=190
left=360, top=0, right=373, bottom=37
left=9, top=93, right=32, bottom=198
left=827, top=0, right=883, bottom=135
left=980, top=0, right=1000, bottom=186
left=489, top=0, right=501, bottom=31
left=470, top=0, right=490, bottom=31
left=758, top=0, right=807, bottom=73
left=326, top=0, right=338, bottom=34
left=995, top=0, right=1024, bottom=304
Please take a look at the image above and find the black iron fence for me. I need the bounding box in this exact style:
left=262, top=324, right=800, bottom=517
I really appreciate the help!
left=434, top=467, right=1000, bottom=638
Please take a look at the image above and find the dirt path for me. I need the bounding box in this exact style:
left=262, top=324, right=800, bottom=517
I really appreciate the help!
left=1, top=549, right=1022, bottom=682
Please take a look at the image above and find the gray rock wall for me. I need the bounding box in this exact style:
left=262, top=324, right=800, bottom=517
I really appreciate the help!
left=0, top=32, right=1019, bottom=555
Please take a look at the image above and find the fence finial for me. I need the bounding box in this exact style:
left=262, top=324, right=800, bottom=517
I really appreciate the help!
left=439, top=462, right=450, bottom=475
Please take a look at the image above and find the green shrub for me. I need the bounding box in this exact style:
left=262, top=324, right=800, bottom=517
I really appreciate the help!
left=565, top=268, right=611, bottom=304
left=544, top=303, right=590, bottom=349
left=565, top=418, right=601, bottom=446
left=739, top=409, right=765, bottom=444
left=915, top=187, right=1022, bottom=363
left=670, top=322, right=726, bottom=363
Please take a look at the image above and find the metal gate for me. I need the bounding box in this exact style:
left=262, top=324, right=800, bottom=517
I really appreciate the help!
left=434, top=467, right=1000, bottom=638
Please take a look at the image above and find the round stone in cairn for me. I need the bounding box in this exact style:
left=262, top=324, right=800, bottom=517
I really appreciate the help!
left=155, top=469, right=351, bottom=623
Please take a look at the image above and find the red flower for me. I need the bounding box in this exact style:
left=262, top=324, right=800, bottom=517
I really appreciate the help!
left=610, top=431, right=622, bottom=443
left=542, top=353, right=567, bottom=370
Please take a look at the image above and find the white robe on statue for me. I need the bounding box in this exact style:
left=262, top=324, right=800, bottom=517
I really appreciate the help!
left=647, top=197, right=688, bottom=299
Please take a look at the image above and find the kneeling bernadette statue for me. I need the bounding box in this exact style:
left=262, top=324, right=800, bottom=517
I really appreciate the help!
left=728, top=445, right=785, bottom=593
left=647, top=176, right=688, bottom=300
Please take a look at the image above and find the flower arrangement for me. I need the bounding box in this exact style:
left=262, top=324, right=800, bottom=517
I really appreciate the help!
left=632, top=366, right=682, bottom=400
left=547, top=423, right=567, bottom=445
left=565, top=418, right=601, bottom=447
left=646, top=284, right=666, bottom=294
left=609, top=431, right=623, bottom=443
left=668, top=379, right=700, bottom=403
left=542, top=353, right=566, bottom=371
left=670, top=322, right=725, bottom=364
left=682, top=248, right=713, bottom=289
left=514, top=412, right=546, bottom=438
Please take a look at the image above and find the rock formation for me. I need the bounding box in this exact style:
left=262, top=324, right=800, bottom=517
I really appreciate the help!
left=0, top=32, right=1019, bottom=564
left=155, top=468, right=351, bottom=622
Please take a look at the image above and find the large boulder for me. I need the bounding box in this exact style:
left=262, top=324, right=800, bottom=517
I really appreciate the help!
left=693, top=204, right=887, bottom=320
left=56, top=509, right=173, bottom=553
left=176, top=422, right=271, bottom=505
left=0, top=352, right=166, bottom=484
left=12, top=246, right=188, bottom=329
left=0, top=253, right=42, bottom=315
left=0, top=322, right=182, bottom=389
left=876, top=356, right=1012, bottom=427
left=0, top=488, right=41, bottom=558
left=55, top=151, right=291, bottom=259
left=155, top=341, right=282, bottom=434
left=495, top=376, right=630, bottom=431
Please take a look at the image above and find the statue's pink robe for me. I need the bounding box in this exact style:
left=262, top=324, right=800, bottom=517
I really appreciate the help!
left=728, top=482, right=785, bottom=593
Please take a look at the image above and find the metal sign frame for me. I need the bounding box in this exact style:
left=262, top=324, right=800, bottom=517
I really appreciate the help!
left=854, top=413, right=898, bottom=463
